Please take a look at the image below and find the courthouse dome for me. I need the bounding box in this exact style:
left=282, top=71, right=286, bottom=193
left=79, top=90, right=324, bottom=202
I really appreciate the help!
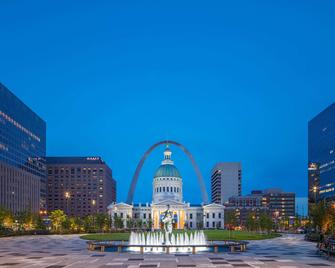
left=154, top=164, right=181, bottom=178
left=154, top=145, right=181, bottom=178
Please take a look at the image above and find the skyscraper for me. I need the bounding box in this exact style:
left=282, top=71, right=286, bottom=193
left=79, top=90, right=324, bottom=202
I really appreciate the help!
left=211, top=162, right=242, bottom=204
left=308, top=102, right=335, bottom=210
left=46, top=157, right=116, bottom=216
left=0, top=83, right=46, bottom=213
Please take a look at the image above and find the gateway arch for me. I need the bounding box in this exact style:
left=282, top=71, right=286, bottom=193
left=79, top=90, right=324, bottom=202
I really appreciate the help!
left=126, top=140, right=209, bottom=204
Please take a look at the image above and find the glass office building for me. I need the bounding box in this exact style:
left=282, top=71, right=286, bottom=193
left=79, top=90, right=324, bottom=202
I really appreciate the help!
left=308, top=102, right=335, bottom=208
left=0, top=83, right=46, bottom=213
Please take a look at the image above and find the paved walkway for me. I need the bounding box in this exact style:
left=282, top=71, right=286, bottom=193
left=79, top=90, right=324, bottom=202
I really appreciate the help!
left=0, top=234, right=334, bottom=267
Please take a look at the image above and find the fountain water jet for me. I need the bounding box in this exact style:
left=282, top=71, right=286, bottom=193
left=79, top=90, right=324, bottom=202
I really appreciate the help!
left=129, top=230, right=208, bottom=253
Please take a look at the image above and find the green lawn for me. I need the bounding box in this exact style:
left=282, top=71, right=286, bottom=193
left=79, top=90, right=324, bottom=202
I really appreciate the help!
left=80, top=230, right=280, bottom=241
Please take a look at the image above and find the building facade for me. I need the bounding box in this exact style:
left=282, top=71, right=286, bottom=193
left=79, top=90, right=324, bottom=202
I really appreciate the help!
left=0, top=83, right=46, bottom=214
left=261, top=189, right=295, bottom=218
left=211, top=162, right=242, bottom=204
left=46, top=157, right=116, bottom=217
left=108, top=147, right=225, bottom=230
left=225, top=192, right=269, bottom=225
left=308, top=103, right=335, bottom=210
left=225, top=189, right=295, bottom=226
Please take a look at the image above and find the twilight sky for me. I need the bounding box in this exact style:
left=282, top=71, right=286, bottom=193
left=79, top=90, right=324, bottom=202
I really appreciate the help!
left=1, top=1, right=335, bottom=209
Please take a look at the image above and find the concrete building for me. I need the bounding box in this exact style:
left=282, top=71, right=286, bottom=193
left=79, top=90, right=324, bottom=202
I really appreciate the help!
left=308, top=102, right=335, bottom=212
left=0, top=83, right=46, bottom=214
left=211, top=162, right=242, bottom=204
left=108, top=146, right=225, bottom=230
left=46, top=157, right=116, bottom=217
left=226, top=189, right=295, bottom=226
left=260, top=189, right=295, bottom=218
left=225, top=192, right=269, bottom=226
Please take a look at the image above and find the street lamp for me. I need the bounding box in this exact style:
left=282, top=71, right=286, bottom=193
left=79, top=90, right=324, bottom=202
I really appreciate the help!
left=313, top=186, right=318, bottom=203
left=64, top=191, right=70, bottom=215
left=92, top=199, right=97, bottom=231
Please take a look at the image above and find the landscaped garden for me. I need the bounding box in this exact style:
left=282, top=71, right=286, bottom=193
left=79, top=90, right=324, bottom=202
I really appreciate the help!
left=80, top=230, right=281, bottom=241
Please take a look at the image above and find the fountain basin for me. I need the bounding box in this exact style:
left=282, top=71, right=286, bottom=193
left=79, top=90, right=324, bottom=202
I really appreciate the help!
left=87, top=240, right=248, bottom=254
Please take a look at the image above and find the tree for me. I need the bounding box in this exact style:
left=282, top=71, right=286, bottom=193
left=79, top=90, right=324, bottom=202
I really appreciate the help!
left=84, top=215, right=95, bottom=232
left=16, top=211, right=34, bottom=231
left=0, top=207, right=13, bottom=228
left=259, top=213, right=273, bottom=234
left=225, top=210, right=238, bottom=229
left=113, top=216, right=124, bottom=229
left=96, top=213, right=109, bottom=232
left=49, top=210, right=67, bottom=232
left=245, top=212, right=257, bottom=231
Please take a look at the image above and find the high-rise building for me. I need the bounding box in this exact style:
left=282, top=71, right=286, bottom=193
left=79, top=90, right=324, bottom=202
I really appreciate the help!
left=0, top=83, right=46, bottom=214
left=211, top=162, right=242, bottom=204
left=46, top=157, right=116, bottom=217
left=308, top=162, right=320, bottom=212
left=260, top=189, right=295, bottom=218
left=308, top=103, right=335, bottom=211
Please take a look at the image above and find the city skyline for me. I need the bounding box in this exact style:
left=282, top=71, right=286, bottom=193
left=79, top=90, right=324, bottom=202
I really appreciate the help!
left=1, top=1, right=335, bottom=206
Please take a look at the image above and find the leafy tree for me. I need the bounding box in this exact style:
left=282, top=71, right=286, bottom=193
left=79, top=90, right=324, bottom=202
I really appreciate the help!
left=259, top=213, right=273, bottom=233
left=113, top=215, right=124, bottom=229
left=16, top=211, right=34, bottom=231
left=245, top=212, right=257, bottom=231
left=49, top=210, right=67, bottom=232
left=33, top=214, right=46, bottom=230
left=0, top=207, right=13, bottom=228
left=96, top=213, right=110, bottom=232
left=224, top=210, right=238, bottom=229
left=84, top=215, right=95, bottom=232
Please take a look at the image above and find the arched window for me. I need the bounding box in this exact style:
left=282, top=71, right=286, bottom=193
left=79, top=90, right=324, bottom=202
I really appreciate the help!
left=170, top=187, right=173, bottom=192
left=163, top=187, right=165, bottom=192
left=159, top=187, right=162, bottom=192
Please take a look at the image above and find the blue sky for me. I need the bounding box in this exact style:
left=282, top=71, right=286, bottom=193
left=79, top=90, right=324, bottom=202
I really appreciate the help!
left=1, top=1, right=334, bottom=210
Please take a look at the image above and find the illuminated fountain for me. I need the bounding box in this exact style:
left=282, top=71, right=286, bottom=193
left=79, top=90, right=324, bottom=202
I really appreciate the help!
left=129, top=230, right=207, bottom=253
left=128, top=205, right=207, bottom=253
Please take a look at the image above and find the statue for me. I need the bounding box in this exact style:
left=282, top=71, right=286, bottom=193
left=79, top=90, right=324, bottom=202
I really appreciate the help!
left=161, top=205, right=173, bottom=244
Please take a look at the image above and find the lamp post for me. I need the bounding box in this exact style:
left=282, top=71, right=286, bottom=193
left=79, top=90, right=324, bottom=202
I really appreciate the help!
left=64, top=191, right=70, bottom=216
left=313, top=186, right=318, bottom=204
left=92, top=199, right=96, bottom=231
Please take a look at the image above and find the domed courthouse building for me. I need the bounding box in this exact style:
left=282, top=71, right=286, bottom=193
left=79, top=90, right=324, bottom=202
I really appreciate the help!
left=108, top=146, right=225, bottom=230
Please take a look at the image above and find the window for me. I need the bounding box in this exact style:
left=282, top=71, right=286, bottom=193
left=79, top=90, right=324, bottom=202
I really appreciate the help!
left=170, top=187, right=173, bottom=192
left=167, top=187, right=169, bottom=192
left=143, top=213, right=146, bottom=219
left=206, top=213, right=209, bottom=219
left=190, top=213, right=193, bottom=219
left=212, top=222, right=215, bottom=228
left=212, top=213, right=215, bottom=218
left=190, top=222, right=193, bottom=228
left=163, top=187, right=165, bottom=192
left=206, top=222, right=209, bottom=228
left=120, top=213, right=123, bottom=218
left=218, top=213, right=221, bottom=219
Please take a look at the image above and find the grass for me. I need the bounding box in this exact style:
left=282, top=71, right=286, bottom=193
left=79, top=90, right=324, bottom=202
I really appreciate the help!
left=80, top=230, right=280, bottom=241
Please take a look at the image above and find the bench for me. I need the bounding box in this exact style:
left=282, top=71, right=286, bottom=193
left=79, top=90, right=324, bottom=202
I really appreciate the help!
left=318, top=239, right=335, bottom=259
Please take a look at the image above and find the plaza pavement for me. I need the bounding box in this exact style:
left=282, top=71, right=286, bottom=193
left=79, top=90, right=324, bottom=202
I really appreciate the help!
left=0, top=233, right=334, bottom=268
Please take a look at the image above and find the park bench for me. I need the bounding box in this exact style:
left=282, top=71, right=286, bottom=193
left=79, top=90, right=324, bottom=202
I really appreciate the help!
left=318, top=239, right=335, bottom=259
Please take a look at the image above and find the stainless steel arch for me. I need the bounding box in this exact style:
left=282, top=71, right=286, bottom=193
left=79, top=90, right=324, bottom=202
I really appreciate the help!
left=126, top=140, right=209, bottom=204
